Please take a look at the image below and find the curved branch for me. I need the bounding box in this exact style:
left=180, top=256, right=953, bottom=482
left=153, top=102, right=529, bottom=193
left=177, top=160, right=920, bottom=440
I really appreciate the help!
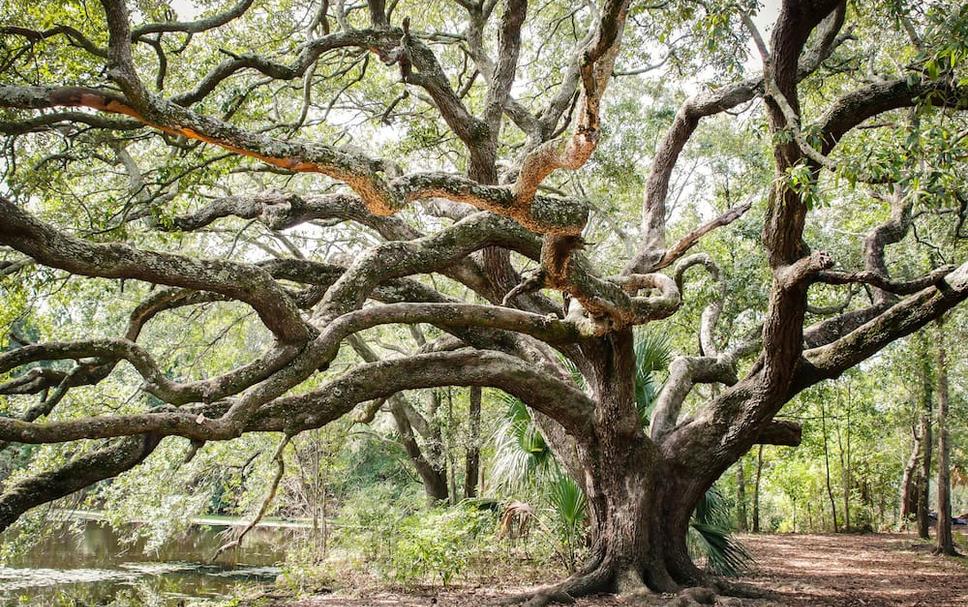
left=510, top=0, right=632, bottom=203
left=632, top=6, right=849, bottom=266
left=0, top=349, right=596, bottom=444
left=673, top=253, right=725, bottom=356
left=797, top=261, right=968, bottom=387
left=817, top=79, right=968, bottom=154
left=0, top=86, right=587, bottom=234
left=651, top=356, right=739, bottom=441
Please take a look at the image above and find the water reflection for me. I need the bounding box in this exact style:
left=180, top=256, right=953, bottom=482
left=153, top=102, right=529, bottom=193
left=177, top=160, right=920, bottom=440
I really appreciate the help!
left=0, top=518, right=289, bottom=606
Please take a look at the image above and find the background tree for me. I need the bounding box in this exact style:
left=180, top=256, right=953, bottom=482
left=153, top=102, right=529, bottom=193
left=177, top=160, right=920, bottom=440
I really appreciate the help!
left=934, top=317, right=956, bottom=555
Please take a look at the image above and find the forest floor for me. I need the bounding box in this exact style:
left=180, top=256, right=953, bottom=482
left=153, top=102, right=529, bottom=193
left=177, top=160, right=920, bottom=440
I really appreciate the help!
left=259, top=533, right=968, bottom=607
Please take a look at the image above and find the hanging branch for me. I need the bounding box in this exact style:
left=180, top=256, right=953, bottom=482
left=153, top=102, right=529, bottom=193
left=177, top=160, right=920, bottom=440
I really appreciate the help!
left=210, top=433, right=292, bottom=562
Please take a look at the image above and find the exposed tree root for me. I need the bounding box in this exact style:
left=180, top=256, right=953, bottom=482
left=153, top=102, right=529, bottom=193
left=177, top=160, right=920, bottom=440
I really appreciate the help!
left=500, top=564, right=612, bottom=607
left=621, top=584, right=721, bottom=607
left=500, top=563, right=731, bottom=607
left=707, top=578, right=773, bottom=600
left=499, top=570, right=770, bottom=607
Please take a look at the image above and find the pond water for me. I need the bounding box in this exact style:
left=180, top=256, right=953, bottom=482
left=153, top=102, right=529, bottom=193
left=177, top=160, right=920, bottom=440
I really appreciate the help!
left=0, top=517, right=290, bottom=606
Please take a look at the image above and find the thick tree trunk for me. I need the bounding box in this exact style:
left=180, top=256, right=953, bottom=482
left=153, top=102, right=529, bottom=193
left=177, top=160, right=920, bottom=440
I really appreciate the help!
left=562, top=429, right=706, bottom=598
left=464, top=386, right=482, bottom=499
left=526, top=331, right=713, bottom=604
left=934, top=318, right=956, bottom=556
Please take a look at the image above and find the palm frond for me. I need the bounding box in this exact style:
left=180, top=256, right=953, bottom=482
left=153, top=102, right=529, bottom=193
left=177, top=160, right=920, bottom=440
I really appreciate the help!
left=688, top=521, right=754, bottom=576
left=689, top=485, right=754, bottom=576
left=489, top=393, right=556, bottom=491
left=633, top=329, right=672, bottom=427
left=547, top=475, right=586, bottom=530
left=559, top=356, right=588, bottom=391
left=693, top=485, right=733, bottom=528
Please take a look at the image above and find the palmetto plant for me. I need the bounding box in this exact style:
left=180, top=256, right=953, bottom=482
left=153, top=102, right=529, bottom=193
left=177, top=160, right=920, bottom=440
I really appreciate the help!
left=491, top=395, right=557, bottom=492
left=492, top=330, right=753, bottom=576
left=689, top=487, right=754, bottom=576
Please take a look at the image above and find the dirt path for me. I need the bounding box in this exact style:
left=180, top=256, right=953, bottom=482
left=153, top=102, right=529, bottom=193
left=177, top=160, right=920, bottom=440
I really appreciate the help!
left=740, top=533, right=968, bottom=606
left=275, top=534, right=967, bottom=607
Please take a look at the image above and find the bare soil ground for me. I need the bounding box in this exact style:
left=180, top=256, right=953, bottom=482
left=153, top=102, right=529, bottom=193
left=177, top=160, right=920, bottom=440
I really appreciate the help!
left=740, top=533, right=968, bottom=607
left=267, top=533, right=967, bottom=607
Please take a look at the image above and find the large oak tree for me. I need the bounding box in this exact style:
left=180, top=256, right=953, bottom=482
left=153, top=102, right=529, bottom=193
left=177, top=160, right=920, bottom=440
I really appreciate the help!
left=1, top=0, right=967, bottom=603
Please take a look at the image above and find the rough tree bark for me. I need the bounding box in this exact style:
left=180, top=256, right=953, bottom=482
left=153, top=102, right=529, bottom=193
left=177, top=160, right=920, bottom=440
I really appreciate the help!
left=899, top=420, right=922, bottom=526
left=736, top=459, right=749, bottom=532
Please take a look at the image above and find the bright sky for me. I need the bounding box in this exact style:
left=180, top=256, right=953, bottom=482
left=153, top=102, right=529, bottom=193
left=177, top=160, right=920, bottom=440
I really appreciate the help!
left=169, top=0, right=782, bottom=41
left=170, top=0, right=202, bottom=19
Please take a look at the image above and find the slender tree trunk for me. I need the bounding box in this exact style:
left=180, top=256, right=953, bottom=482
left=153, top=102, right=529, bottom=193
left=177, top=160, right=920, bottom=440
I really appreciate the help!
left=389, top=403, right=449, bottom=503
left=736, top=458, right=748, bottom=532
left=846, top=391, right=852, bottom=531
left=423, top=389, right=451, bottom=504
left=899, top=421, right=922, bottom=526
left=446, top=388, right=458, bottom=504
left=835, top=386, right=851, bottom=532
left=916, top=341, right=934, bottom=540
left=934, top=318, right=956, bottom=555
left=752, top=445, right=764, bottom=533
left=821, top=398, right=840, bottom=533
left=464, top=386, right=481, bottom=499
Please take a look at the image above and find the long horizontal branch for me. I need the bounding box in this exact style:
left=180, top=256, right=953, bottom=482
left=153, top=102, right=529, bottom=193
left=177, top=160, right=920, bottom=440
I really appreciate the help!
left=131, top=0, right=254, bottom=37
left=0, top=349, right=595, bottom=445
left=0, top=342, right=593, bottom=531
left=814, top=265, right=955, bottom=295
left=0, top=435, right=162, bottom=532
left=817, top=78, right=968, bottom=154
left=0, top=111, right=141, bottom=135
left=0, top=337, right=302, bottom=406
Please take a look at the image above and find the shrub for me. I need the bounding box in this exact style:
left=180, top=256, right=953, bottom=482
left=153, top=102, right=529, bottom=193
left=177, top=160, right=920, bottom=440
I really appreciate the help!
left=389, top=505, right=495, bottom=586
